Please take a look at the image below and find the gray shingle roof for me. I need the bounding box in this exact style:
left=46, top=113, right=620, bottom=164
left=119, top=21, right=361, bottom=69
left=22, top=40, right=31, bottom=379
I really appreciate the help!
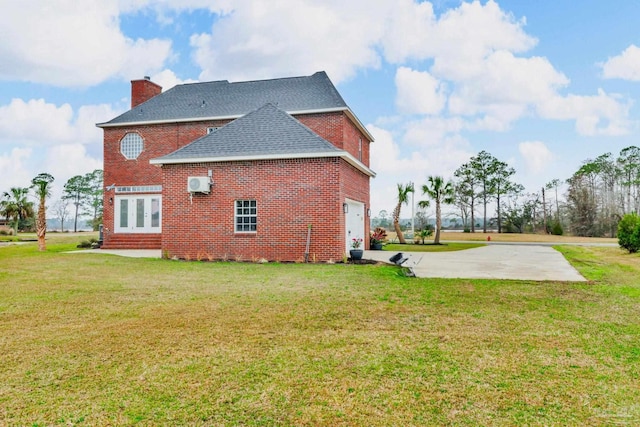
left=151, top=103, right=341, bottom=163
left=102, top=71, right=347, bottom=126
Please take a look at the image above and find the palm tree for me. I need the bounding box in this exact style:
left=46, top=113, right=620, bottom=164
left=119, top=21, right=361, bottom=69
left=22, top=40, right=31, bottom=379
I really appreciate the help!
left=392, top=182, right=414, bottom=244
left=421, top=176, right=455, bottom=245
left=1, top=187, right=34, bottom=235
left=31, top=173, right=54, bottom=251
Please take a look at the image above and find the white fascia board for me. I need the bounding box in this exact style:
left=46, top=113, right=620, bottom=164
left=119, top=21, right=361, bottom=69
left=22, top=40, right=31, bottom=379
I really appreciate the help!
left=96, top=108, right=347, bottom=128
left=97, top=107, right=375, bottom=142
left=150, top=151, right=377, bottom=177
left=96, top=115, right=244, bottom=128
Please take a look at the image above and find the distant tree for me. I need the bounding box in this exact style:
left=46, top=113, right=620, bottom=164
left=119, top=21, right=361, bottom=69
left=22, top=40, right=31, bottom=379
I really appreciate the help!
left=419, top=176, right=455, bottom=245
left=414, top=208, right=431, bottom=231
left=63, top=175, right=90, bottom=232
left=454, top=162, right=479, bottom=232
left=502, top=192, right=540, bottom=234
left=1, top=187, right=34, bottom=234
left=83, top=169, right=104, bottom=231
left=566, top=171, right=599, bottom=236
left=31, top=173, right=54, bottom=251
left=392, top=182, right=414, bottom=244
left=470, top=151, right=501, bottom=233
left=53, top=199, right=70, bottom=232
left=545, top=178, right=563, bottom=222
left=617, top=146, right=640, bottom=214
left=491, top=161, right=519, bottom=233
left=374, top=209, right=390, bottom=229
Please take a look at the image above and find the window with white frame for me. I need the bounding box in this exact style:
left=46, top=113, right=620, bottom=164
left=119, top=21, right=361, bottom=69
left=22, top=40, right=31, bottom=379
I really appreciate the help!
left=235, top=200, right=257, bottom=232
left=120, top=133, right=144, bottom=159
left=207, top=127, right=219, bottom=134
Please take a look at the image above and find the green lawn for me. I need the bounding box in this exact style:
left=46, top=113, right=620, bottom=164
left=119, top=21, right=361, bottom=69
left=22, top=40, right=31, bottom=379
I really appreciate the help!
left=1, top=236, right=639, bottom=426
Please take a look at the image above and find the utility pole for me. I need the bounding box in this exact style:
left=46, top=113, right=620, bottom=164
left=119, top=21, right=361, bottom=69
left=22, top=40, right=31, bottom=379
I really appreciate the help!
left=411, top=181, right=415, bottom=240
left=542, top=187, right=548, bottom=234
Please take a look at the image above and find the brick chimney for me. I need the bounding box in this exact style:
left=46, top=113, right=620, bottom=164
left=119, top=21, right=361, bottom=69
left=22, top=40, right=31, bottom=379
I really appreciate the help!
left=131, top=76, right=162, bottom=108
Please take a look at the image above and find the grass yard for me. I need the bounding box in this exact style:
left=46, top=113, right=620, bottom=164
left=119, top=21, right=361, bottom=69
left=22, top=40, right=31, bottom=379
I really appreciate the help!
left=438, top=231, right=618, bottom=244
left=1, top=235, right=639, bottom=425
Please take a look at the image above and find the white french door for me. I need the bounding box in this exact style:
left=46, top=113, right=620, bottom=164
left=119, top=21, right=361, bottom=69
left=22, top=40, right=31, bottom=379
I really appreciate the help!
left=115, top=195, right=161, bottom=233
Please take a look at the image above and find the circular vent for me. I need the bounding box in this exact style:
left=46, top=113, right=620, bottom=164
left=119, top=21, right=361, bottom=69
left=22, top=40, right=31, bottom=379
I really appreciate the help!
left=189, top=178, right=201, bottom=191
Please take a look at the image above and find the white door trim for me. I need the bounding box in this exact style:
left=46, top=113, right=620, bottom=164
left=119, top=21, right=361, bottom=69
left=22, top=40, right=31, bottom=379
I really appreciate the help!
left=345, top=198, right=365, bottom=252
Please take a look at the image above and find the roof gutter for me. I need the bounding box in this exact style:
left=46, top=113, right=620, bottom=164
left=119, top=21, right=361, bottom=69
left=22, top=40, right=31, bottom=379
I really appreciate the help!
left=149, top=151, right=376, bottom=177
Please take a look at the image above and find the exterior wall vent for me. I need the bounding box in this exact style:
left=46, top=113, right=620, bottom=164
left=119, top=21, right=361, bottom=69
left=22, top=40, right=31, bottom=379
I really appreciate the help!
left=188, top=176, right=211, bottom=194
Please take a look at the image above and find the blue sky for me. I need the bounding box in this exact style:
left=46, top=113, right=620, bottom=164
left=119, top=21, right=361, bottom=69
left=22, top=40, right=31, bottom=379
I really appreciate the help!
left=2, top=0, right=640, bottom=217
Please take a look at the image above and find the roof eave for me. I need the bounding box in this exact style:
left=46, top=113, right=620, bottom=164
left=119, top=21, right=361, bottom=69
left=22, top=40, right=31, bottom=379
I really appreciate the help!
left=150, top=151, right=376, bottom=177
left=96, top=107, right=375, bottom=142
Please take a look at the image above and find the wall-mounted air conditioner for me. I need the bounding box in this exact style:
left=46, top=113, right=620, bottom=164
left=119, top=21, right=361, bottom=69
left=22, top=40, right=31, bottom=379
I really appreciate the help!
left=188, top=176, right=211, bottom=194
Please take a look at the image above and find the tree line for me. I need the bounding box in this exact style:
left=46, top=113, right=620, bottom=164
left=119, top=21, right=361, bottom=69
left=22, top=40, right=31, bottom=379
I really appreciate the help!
left=0, top=169, right=104, bottom=242
left=383, top=146, right=640, bottom=239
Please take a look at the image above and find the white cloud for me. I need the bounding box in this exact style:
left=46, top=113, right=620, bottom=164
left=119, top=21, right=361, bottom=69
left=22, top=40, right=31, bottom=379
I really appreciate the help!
left=402, top=117, right=465, bottom=147
left=601, top=45, right=640, bottom=81
left=395, top=67, right=446, bottom=115
left=368, top=123, right=472, bottom=214
left=191, top=0, right=386, bottom=83
left=0, top=148, right=33, bottom=191
left=151, top=69, right=199, bottom=92
left=0, top=99, right=117, bottom=146
left=0, top=98, right=118, bottom=199
left=0, top=0, right=172, bottom=87
left=46, top=144, right=103, bottom=181
left=537, top=89, right=632, bottom=136
left=0, top=99, right=74, bottom=144
left=518, top=141, right=554, bottom=174
left=383, top=2, right=630, bottom=136
left=381, top=0, right=536, bottom=67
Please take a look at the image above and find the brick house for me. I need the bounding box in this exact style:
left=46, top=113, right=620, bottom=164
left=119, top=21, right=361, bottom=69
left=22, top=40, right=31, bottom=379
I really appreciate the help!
left=97, top=72, right=374, bottom=261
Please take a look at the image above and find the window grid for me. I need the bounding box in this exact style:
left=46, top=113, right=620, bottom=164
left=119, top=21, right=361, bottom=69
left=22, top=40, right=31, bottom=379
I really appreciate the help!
left=120, top=133, right=144, bottom=159
left=235, top=200, right=257, bottom=232
left=115, top=185, right=162, bottom=193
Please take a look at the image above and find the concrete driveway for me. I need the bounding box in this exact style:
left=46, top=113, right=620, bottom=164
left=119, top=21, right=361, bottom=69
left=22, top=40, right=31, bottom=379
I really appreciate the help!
left=365, top=245, right=587, bottom=281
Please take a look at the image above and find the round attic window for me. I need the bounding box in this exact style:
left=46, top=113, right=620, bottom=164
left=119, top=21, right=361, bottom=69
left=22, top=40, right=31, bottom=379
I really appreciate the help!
left=120, top=133, right=143, bottom=159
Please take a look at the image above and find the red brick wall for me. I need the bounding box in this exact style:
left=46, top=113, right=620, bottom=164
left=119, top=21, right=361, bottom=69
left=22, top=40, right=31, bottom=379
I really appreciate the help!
left=340, top=160, right=371, bottom=249
left=102, top=120, right=231, bottom=242
left=161, top=158, right=346, bottom=262
left=297, top=112, right=344, bottom=149
left=101, top=111, right=372, bottom=253
left=343, top=118, right=371, bottom=167
left=297, top=112, right=372, bottom=167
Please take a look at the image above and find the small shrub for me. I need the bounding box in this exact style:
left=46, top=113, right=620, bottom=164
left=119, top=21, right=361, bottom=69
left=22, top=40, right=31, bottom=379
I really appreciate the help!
left=618, top=213, right=640, bottom=253
left=551, top=221, right=564, bottom=236
left=463, top=227, right=471, bottom=233
left=76, top=240, right=92, bottom=249
left=370, top=227, right=387, bottom=246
